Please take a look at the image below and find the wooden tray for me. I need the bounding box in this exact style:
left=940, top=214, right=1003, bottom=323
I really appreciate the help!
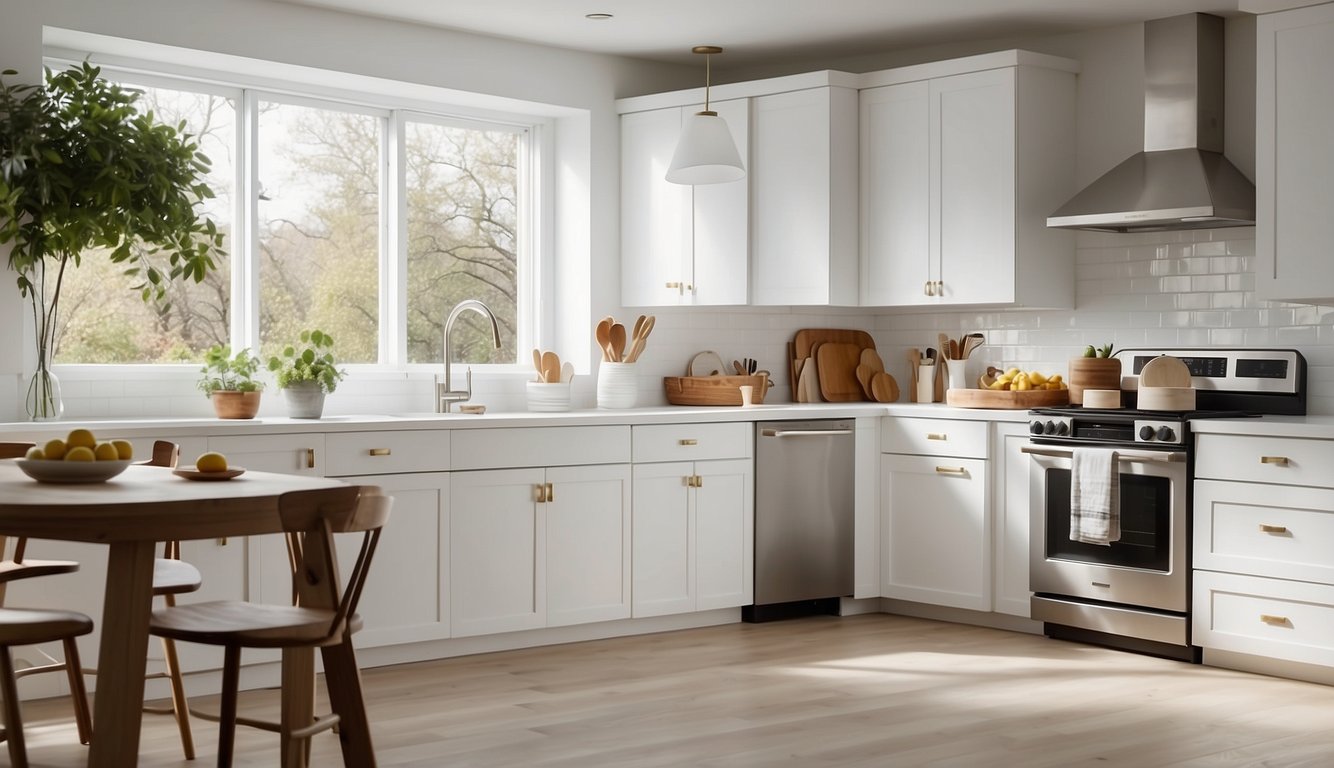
left=816, top=343, right=864, bottom=402
left=664, top=375, right=770, bottom=406
left=793, top=328, right=874, bottom=362
left=944, top=388, right=1069, bottom=409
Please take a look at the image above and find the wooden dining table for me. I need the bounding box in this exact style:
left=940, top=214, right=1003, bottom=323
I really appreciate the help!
left=0, top=461, right=360, bottom=767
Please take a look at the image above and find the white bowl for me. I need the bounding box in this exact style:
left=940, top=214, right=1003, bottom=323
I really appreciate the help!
left=16, top=459, right=131, bottom=484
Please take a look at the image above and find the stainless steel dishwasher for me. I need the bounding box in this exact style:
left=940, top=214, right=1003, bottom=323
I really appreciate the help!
left=744, top=419, right=855, bottom=622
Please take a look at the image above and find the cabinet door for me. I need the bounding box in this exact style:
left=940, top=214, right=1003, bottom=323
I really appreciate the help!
left=694, top=458, right=753, bottom=611
left=337, top=472, right=449, bottom=647
left=881, top=454, right=990, bottom=611
left=860, top=81, right=931, bottom=306
left=632, top=462, right=694, bottom=617
left=691, top=97, right=750, bottom=306
left=450, top=468, right=546, bottom=636
left=992, top=423, right=1032, bottom=618
left=932, top=68, right=1015, bottom=304
left=621, top=107, right=692, bottom=306
left=1257, top=3, right=1334, bottom=303
left=545, top=464, right=632, bottom=627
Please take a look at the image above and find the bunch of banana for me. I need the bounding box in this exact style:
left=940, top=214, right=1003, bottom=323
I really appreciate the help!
left=979, top=367, right=1068, bottom=392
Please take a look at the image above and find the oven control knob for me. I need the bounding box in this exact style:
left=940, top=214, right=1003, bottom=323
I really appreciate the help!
left=1139, top=425, right=1156, bottom=441
left=1029, top=420, right=1044, bottom=435
left=1044, top=420, right=1058, bottom=435
left=1056, top=421, right=1069, bottom=436
left=1156, top=426, right=1176, bottom=442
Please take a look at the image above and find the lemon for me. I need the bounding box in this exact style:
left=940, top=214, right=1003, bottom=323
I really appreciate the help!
left=65, top=446, right=96, bottom=462
left=94, top=442, right=120, bottom=461
left=111, top=439, right=134, bottom=461
left=43, top=438, right=67, bottom=460
left=196, top=452, right=229, bottom=473
left=66, top=428, right=97, bottom=450
left=24, top=446, right=44, bottom=460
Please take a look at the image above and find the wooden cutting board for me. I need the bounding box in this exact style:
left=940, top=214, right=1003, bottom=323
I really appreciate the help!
left=1138, top=355, right=1192, bottom=388
left=793, top=329, right=874, bottom=362
left=945, top=389, right=1069, bottom=409
left=817, top=343, right=865, bottom=402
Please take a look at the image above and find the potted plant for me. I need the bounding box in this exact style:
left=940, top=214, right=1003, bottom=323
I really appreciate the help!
left=0, top=63, right=224, bottom=420
left=267, top=329, right=346, bottom=419
left=1068, top=343, right=1121, bottom=405
left=197, top=346, right=264, bottom=419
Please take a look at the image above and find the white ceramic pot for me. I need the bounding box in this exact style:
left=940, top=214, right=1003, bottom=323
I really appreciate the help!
left=597, top=362, right=638, bottom=409
left=526, top=380, right=573, bottom=412
left=283, top=382, right=326, bottom=419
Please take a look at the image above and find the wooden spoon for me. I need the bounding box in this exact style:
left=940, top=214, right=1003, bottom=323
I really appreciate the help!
left=856, top=364, right=876, bottom=399
left=609, top=323, right=627, bottom=363
left=906, top=348, right=920, bottom=403
left=871, top=371, right=900, bottom=403
left=532, top=348, right=544, bottom=381
left=595, top=318, right=612, bottom=362
left=627, top=315, right=655, bottom=362
left=542, top=351, right=561, bottom=384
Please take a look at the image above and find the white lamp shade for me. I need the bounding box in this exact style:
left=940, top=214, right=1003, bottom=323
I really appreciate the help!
left=665, top=111, right=745, bottom=185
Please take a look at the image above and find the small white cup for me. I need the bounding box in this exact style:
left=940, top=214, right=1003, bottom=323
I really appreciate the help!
left=945, top=358, right=969, bottom=391
left=739, top=385, right=754, bottom=407
left=917, top=364, right=936, bottom=403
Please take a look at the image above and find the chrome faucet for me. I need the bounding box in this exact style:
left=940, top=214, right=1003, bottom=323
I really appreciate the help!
left=436, top=299, right=503, bottom=413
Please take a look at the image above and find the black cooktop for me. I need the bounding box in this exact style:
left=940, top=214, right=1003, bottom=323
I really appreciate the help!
left=1031, top=406, right=1259, bottom=421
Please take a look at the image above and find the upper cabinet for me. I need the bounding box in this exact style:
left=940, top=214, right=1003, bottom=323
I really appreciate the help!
left=860, top=54, right=1078, bottom=308
left=1256, top=2, right=1334, bottom=304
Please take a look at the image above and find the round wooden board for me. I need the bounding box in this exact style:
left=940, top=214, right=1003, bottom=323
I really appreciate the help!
left=944, top=388, right=1069, bottom=409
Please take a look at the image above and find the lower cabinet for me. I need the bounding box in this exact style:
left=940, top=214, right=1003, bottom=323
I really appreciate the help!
left=450, top=464, right=632, bottom=637
left=631, top=459, right=753, bottom=617
left=991, top=422, right=1032, bottom=618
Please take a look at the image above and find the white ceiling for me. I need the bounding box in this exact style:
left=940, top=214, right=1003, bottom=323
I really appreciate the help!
left=267, top=0, right=1245, bottom=66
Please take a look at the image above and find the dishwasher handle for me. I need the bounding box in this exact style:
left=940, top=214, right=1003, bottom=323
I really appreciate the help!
left=760, top=428, right=855, bottom=438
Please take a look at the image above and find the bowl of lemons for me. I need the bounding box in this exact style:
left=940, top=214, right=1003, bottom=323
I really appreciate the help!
left=16, top=429, right=134, bottom=484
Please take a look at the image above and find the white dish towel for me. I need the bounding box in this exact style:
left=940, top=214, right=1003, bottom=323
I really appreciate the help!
left=1070, top=448, right=1120, bottom=545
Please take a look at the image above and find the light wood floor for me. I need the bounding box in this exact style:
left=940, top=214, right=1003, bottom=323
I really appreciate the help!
left=16, top=614, right=1334, bottom=767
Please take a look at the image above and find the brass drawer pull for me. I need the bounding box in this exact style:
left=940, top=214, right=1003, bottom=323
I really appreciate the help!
left=305, top=448, right=316, bottom=469
left=1260, top=456, right=1290, bottom=466
left=545, top=482, right=554, bottom=503
left=926, top=433, right=948, bottom=441
left=1260, top=614, right=1291, bottom=626
left=368, top=448, right=391, bottom=456
left=1259, top=524, right=1289, bottom=534
left=679, top=439, right=698, bottom=446
left=685, top=475, right=704, bottom=488
left=535, top=484, right=547, bottom=503
left=935, top=466, right=967, bottom=476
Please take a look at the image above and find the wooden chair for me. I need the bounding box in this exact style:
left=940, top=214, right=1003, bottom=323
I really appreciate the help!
left=150, top=485, right=390, bottom=768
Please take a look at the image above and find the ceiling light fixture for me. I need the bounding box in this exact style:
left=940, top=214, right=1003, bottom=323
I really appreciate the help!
left=585, top=13, right=613, bottom=20
left=666, top=45, right=745, bottom=185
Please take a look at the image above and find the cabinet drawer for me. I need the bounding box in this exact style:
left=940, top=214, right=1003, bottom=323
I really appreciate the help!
left=323, top=431, right=450, bottom=476
left=1194, top=570, right=1334, bottom=668
left=1195, top=479, right=1334, bottom=583
left=1196, top=434, right=1334, bottom=488
left=881, top=416, right=987, bottom=458
left=452, top=426, right=630, bottom=470
left=632, top=423, right=751, bottom=463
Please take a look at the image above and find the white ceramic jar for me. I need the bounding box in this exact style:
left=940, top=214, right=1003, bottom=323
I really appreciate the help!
left=526, top=380, right=573, bottom=412
left=597, top=362, right=638, bottom=409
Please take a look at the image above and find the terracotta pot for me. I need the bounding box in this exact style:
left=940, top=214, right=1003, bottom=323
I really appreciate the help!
left=211, top=390, right=262, bottom=419
left=1067, top=358, right=1122, bottom=405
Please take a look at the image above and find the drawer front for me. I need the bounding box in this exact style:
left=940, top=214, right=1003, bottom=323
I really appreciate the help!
left=1195, top=480, right=1334, bottom=583
left=881, top=416, right=987, bottom=458
left=1196, top=434, right=1334, bottom=488
left=452, top=426, right=630, bottom=470
left=1194, top=570, right=1334, bottom=667
left=632, top=423, right=751, bottom=463
left=323, top=430, right=450, bottom=476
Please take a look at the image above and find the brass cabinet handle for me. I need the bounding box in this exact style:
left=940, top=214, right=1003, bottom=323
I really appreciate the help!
left=694, top=475, right=703, bottom=488
left=546, top=482, right=554, bottom=503
left=666, top=281, right=683, bottom=295
left=935, top=466, right=968, bottom=476
left=1260, top=614, right=1291, bottom=626
left=1259, top=524, right=1289, bottom=534
left=534, top=484, right=546, bottom=503
left=305, top=448, right=316, bottom=469
left=926, top=433, right=948, bottom=441
left=685, top=475, right=703, bottom=488
left=1260, top=456, right=1290, bottom=466
left=679, top=439, right=698, bottom=446
left=924, top=281, right=933, bottom=296
left=368, top=448, right=391, bottom=456
left=217, top=537, right=228, bottom=546
left=934, top=280, right=943, bottom=295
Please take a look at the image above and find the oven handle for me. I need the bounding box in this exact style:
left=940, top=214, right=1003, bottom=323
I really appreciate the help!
left=1020, top=445, right=1187, bottom=464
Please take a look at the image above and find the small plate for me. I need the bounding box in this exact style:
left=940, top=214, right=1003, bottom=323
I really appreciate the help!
left=173, top=467, right=246, bottom=481
left=16, top=459, right=131, bottom=484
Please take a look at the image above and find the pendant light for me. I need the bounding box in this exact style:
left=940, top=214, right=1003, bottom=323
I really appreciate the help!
left=666, top=46, right=745, bottom=185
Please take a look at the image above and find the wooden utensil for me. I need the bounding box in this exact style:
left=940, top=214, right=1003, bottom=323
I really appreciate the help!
left=532, top=348, right=544, bottom=381
left=870, top=371, right=900, bottom=403
left=962, top=333, right=984, bottom=359
left=856, top=364, right=876, bottom=399
left=625, top=315, right=654, bottom=363
left=561, top=362, right=573, bottom=383
left=609, top=323, right=627, bottom=363
left=541, top=351, right=561, bottom=384
left=793, top=329, right=875, bottom=362
left=798, top=356, right=820, bottom=402
left=793, top=357, right=807, bottom=402
left=595, top=318, right=613, bottom=362
left=906, top=348, right=920, bottom=403
left=860, top=348, right=885, bottom=374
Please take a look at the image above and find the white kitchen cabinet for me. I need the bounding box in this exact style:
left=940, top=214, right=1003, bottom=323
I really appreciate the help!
left=750, top=86, right=858, bottom=306
left=860, top=54, right=1077, bottom=308
left=991, top=422, right=1033, bottom=618
left=1256, top=2, right=1334, bottom=303
left=620, top=99, right=748, bottom=307
left=450, top=464, right=631, bottom=636
left=631, top=458, right=753, bottom=617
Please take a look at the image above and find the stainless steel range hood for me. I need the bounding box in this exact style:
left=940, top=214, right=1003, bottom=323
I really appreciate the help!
left=1047, top=13, right=1255, bottom=233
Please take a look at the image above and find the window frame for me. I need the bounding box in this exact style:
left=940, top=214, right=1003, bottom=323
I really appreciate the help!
left=41, top=53, right=550, bottom=376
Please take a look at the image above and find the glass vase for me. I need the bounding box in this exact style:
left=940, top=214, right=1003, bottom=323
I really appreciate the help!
left=25, top=363, right=64, bottom=421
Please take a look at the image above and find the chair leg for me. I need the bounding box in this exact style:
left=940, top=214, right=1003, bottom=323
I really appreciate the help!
left=62, top=637, right=93, bottom=745
left=280, top=647, right=315, bottom=768
left=0, top=647, right=29, bottom=768
left=161, top=635, right=196, bottom=760
left=320, top=640, right=375, bottom=768
left=217, top=645, right=241, bottom=768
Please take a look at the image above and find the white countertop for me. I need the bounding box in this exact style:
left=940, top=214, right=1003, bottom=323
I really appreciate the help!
left=1192, top=414, right=1334, bottom=440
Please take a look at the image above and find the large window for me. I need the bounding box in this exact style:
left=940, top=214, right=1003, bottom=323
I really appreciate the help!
left=51, top=66, right=537, bottom=368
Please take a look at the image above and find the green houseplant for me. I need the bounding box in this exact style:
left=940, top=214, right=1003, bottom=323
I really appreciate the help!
left=267, top=329, right=346, bottom=419
left=0, top=62, right=224, bottom=420
left=197, top=346, right=264, bottom=419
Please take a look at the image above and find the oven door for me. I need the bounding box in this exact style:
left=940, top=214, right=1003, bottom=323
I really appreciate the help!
left=1025, top=444, right=1188, bottom=613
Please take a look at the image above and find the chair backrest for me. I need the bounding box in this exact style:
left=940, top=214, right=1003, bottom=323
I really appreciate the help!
left=143, top=440, right=180, bottom=469
left=279, top=485, right=391, bottom=644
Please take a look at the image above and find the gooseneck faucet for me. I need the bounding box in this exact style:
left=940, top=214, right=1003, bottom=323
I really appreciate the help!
left=437, top=299, right=503, bottom=413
